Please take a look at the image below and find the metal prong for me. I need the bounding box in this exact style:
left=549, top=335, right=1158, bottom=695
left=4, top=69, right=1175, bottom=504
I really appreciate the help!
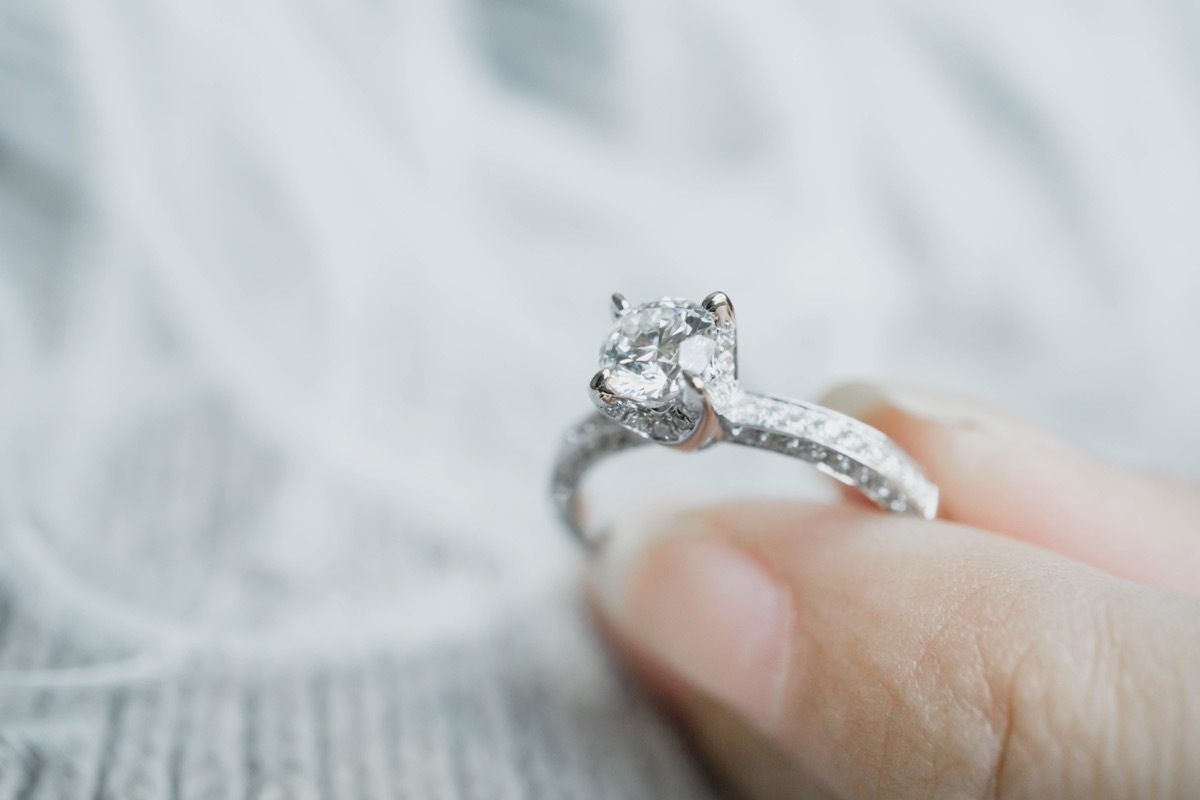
left=702, top=291, right=735, bottom=328
left=610, top=293, right=631, bottom=318
left=702, top=290, right=738, bottom=379
left=588, top=368, right=616, bottom=407
left=671, top=371, right=722, bottom=451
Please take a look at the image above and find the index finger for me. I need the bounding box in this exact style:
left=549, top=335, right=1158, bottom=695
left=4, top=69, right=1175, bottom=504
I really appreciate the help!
left=820, top=384, right=1200, bottom=598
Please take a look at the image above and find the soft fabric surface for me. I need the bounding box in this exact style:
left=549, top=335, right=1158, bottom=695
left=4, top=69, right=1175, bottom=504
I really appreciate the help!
left=1, top=0, right=1197, bottom=795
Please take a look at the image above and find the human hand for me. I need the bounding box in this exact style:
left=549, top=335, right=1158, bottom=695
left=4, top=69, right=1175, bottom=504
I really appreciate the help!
left=590, top=385, right=1200, bottom=799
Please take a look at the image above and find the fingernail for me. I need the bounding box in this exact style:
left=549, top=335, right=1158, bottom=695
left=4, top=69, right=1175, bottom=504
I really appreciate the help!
left=819, top=382, right=985, bottom=427
left=593, top=514, right=792, bottom=731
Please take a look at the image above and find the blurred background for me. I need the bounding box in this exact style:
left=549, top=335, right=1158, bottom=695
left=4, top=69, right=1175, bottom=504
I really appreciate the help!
left=1, top=0, right=1198, bottom=796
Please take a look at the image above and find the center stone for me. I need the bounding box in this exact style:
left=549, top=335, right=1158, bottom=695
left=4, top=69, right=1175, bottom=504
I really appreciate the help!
left=599, top=298, right=725, bottom=404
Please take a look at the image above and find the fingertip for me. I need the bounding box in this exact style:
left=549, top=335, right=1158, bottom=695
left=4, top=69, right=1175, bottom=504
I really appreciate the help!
left=828, top=379, right=1042, bottom=436
left=818, top=381, right=1200, bottom=597
left=590, top=510, right=795, bottom=732
left=815, top=382, right=888, bottom=422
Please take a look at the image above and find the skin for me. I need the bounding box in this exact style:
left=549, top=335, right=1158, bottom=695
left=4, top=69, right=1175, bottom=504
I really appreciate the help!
left=589, top=384, right=1200, bottom=800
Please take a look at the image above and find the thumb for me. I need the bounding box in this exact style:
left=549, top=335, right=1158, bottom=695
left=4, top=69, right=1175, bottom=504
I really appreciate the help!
left=592, top=502, right=1200, bottom=799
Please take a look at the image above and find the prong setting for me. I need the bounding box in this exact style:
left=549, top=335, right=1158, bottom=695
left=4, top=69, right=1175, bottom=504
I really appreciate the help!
left=589, top=368, right=616, bottom=405
left=702, top=291, right=738, bottom=380
left=702, top=291, right=735, bottom=329
left=591, top=295, right=738, bottom=445
left=670, top=371, right=722, bottom=450
left=610, top=293, right=631, bottom=318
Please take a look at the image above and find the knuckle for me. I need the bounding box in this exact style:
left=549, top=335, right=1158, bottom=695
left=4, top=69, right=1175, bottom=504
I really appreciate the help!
left=986, top=587, right=1143, bottom=799
left=873, top=576, right=1112, bottom=800
left=869, top=581, right=1023, bottom=797
left=799, top=556, right=1193, bottom=799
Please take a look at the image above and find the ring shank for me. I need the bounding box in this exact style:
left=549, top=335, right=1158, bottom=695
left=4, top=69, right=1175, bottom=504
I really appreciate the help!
left=552, top=391, right=938, bottom=549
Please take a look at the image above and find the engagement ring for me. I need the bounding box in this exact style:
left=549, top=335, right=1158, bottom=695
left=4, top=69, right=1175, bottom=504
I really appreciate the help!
left=552, top=293, right=939, bottom=548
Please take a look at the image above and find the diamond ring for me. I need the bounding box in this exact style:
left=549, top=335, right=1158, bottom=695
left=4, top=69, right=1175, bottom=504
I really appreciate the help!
left=551, top=292, right=939, bottom=548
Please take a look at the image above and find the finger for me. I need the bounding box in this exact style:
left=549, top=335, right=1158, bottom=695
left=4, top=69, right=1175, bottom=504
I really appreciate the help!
left=668, top=682, right=838, bottom=800
left=593, top=502, right=1200, bottom=800
left=820, top=383, right=1200, bottom=597
left=590, top=593, right=837, bottom=800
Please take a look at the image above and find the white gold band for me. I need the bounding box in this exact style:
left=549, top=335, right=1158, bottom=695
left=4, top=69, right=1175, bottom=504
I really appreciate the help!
left=552, top=390, right=939, bottom=549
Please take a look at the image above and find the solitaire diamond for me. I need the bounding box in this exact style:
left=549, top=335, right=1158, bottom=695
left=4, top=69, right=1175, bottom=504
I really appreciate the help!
left=598, top=297, right=735, bottom=411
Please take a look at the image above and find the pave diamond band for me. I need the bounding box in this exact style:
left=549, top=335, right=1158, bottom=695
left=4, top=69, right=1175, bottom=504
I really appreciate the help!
left=551, top=293, right=939, bottom=549
left=553, top=392, right=939, bottom=547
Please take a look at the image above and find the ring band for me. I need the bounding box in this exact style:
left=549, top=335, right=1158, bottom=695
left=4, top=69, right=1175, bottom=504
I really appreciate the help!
left=551, top=293, right=939, bottom=549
